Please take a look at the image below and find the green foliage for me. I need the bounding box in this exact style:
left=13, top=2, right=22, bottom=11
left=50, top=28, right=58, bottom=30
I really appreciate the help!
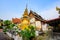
left=8, top=24, right=15, bottom=29
left=3, top=24, right=15, bottom=32
left=3, top=20, right=15, bottom=32
left=3, top=20, right=12, bottom=26
left=0, top=26, right=3, bottom=29
left=20, top=25, right=36, bottom=40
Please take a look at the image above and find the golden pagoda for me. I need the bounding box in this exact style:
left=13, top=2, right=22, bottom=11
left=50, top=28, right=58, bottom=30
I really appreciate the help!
left=23, top=5, right=28, bottom=17
left=20, top=5, right=30, bottom=30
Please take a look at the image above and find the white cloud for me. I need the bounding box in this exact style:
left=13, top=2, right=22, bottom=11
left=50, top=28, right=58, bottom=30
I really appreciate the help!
left=40, top=8, right=59, bottom=20
left=40, top=1, right=60, bottom=20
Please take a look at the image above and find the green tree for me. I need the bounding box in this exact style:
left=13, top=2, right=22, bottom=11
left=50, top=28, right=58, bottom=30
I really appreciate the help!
left=3, top=20, right=15, bottom=32
left=3, top=20, right=12, bottom=26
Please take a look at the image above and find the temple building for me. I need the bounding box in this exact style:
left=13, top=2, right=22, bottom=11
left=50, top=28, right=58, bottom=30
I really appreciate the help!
left=15, top=7, right=48, bottom=31
left=46, top=17, right=60, bottom=32
left=11, top=6, right=48, bottom=31
left=29, top=10, right=48, bottom=31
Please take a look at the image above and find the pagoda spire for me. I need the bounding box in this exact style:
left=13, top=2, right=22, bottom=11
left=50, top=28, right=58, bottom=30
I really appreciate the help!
left=23, top=4, right=28, bottom=17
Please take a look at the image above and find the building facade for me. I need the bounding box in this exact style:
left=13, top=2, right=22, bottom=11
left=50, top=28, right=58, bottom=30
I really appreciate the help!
left=29, top=10, right=48, bottom=31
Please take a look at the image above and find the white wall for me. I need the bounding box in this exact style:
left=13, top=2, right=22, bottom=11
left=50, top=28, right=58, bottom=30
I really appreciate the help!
left=42, top=23, right=48, bottom=32
left=35, top=21, right=42, bottom=31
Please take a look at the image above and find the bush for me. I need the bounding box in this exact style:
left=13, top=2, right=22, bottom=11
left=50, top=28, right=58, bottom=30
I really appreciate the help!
left=20, top=25, right=36, bottom=40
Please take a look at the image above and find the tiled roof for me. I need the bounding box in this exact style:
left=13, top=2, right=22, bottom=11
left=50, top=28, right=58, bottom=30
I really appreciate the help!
left=46, top=17, right=60, bottom=23
left=29, top=10, right=44, bottom=21
left=12, top=18, right=21, bottom=24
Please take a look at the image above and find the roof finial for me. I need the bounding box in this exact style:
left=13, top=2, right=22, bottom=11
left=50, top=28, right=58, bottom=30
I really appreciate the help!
left=23, top=4, right=28, bottom=17
left=26, top=4, right=27, bottom=9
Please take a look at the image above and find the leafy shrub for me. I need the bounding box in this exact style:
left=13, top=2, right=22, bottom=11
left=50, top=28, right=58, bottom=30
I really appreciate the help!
left=20, top=25, right=36, bottom=40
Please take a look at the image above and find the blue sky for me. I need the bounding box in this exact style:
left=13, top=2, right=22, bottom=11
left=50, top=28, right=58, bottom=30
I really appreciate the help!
left=0, top=0, right=60, bottom=20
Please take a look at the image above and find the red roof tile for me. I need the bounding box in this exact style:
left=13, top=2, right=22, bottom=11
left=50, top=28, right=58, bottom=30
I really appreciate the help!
left=12, top=18, right=21, bottom=24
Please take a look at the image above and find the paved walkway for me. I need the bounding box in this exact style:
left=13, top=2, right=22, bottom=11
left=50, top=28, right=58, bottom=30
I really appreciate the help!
left=1, top=32, right=60, bottom=40
left=48, top=32, right=60, bottom=40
